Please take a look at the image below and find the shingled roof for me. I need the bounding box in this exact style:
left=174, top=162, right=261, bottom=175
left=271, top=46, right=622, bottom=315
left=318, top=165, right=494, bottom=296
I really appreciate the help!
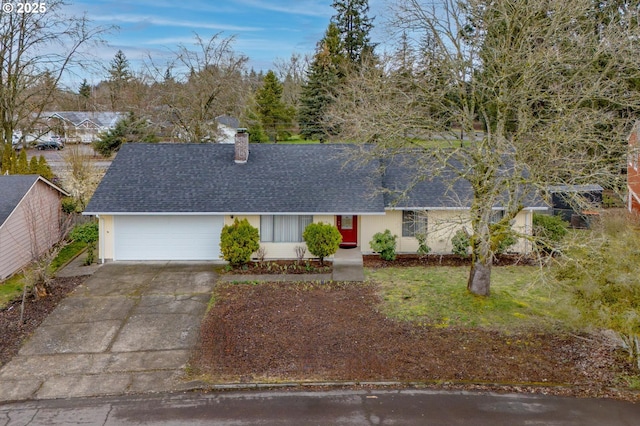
left=0, top=175, right=39, bottom=225
left=383, top=155, right=548, bottom=209
left=85, top=143, right=548, bottom=215
left=85, top=144, right=385, bottom=215
left=0, top=175, right=69, bottom=226
left=44, top=111, right=124, bottom=128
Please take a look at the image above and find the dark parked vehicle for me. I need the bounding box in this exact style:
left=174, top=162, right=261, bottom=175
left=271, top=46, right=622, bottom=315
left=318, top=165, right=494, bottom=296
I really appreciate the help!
left=36, top=136, right=64, bottom=150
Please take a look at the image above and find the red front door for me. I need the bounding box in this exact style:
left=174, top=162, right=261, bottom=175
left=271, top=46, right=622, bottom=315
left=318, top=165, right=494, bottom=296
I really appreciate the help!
left=337, top=215, right=357, bottom=248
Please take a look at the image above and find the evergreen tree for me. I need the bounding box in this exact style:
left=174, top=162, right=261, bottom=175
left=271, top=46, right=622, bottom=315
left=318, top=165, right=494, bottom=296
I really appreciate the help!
left=79, top=79, right=92, bottom=110
left=37, top=155, right=53, bottom=180
left=243, top=108, right=270, bottom=143
left=1, top=144, right=15, bottom=174
left=255, top=71, right=294, bottom=142
left=16, top=149, right=28, bottom=174
left=93, top=112, right=158, bottom=157
left=298, top=23, right=346, bottom=140
left=29, top=156, right=38, bottom=174
left=331, top=0, right=375, bottom=64
left=107, top=50, right=133, bottom=110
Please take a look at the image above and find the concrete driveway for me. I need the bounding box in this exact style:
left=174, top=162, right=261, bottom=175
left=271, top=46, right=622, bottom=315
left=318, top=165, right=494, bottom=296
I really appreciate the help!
left=0, top=262, right=217, bottom=402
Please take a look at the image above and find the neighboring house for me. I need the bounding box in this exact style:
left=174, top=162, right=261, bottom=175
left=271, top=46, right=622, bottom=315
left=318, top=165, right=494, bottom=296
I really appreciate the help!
left=84, top=134, right=548, bottom=262
left=548, top=184, right=603, bottom=228
left=0, top=175, right=69, bottom=279
left=215, top=115, right=241, bottom=144
left=215, top=115, right=240, bottom=130
left=38, top=111, right=124, bottom=143
left=629, top=123, right=640, bottom=214
left=215, top=123, right=238, bottom=144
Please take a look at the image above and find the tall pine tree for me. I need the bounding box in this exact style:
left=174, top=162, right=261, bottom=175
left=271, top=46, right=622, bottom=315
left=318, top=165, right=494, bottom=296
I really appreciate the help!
left=255, top=71, right=294, bottom=142
left=298, top=2, right=375, bottom=140
left=78, top=79, right=92, bottom=111
left=331, top=0, right=375, bottom=64
left=107, top=50, right=133, bottom=110
left=298, top=23, right=346, bottom=141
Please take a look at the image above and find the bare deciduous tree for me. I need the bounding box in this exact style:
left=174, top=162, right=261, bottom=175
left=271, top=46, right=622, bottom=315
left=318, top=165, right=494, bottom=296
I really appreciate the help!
left=0, top=1, right=110, bottom=144
left=328, top=0, right=640, bottom=296
left=19, top=183, right=68, bottom=323
left=62, top=145, right=103, bottom=210
left=273, top=53, right=310, bottom=109
left=146, top=33, right=249, bottom=142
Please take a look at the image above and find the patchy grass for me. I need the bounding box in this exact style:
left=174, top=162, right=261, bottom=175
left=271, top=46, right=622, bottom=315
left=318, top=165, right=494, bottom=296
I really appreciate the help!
left=0, top=240, right=87, bottom=309
left=368, top=266, right=576, bottom=330
left=50, top=240, right=87, bottom=271
left=0, top=275, right=25, bottom=309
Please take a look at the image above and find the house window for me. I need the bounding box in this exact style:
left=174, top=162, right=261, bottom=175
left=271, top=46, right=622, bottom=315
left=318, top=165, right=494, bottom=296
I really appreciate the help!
left=490, top=209, right=505, bottom=224
left=260, top=215, right=313, bottom=242
left=402, top=210, right=427, bottom=237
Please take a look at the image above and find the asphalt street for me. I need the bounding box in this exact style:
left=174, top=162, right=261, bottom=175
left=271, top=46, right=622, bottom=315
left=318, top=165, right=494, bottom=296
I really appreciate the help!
left=1, top=389, right=638, bottom=426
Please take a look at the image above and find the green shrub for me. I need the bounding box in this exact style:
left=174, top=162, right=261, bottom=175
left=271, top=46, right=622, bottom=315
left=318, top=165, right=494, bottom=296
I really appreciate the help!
left=61, top=197, right=79, bottom=214
left=302, top=222, right=342, bottom=265
left=555, top=213, right=640, bottom=370
left=69, top=221, right=99, bottom=266
left=220, top=218, right=260, bottom=267
left=416, top=233, right=431, bottom=256
left=533, top=213, right=568, bottom=253
left=69, top=221, right=98, bottom=243
left=370, top=230, right=397, bottom=261
left=451, top=229, right=470, bottom=257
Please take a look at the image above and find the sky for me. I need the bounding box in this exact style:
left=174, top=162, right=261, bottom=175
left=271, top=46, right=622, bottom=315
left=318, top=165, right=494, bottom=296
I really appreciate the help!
left=65, top=0, right=387, bottom=88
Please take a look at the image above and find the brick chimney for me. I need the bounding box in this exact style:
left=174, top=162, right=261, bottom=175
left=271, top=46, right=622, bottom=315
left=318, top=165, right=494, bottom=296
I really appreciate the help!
left=234, top=128, right=249, bottom=164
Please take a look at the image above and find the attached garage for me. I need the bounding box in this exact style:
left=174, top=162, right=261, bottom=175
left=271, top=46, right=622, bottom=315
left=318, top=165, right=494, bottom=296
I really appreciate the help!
left=113, top=215, right=223, bottom=261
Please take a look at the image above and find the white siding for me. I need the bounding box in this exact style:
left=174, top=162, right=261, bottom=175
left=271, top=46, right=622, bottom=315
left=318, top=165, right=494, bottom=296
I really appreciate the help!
left=361, top=209, right=533, bottom=255
left=229, top=214, right=339, bottom=260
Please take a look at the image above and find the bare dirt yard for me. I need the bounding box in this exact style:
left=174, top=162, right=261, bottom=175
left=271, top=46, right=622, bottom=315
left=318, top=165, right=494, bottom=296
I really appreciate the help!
left=0, top=276, right=86, bottom=367
left=2, top=266, right=638, bottom=402
left=191, top=280, right=639, bottom=401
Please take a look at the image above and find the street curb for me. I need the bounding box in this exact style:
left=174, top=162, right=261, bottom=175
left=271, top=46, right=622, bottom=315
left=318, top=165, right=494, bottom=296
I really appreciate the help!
left=176, top=379, right=587, bottom=393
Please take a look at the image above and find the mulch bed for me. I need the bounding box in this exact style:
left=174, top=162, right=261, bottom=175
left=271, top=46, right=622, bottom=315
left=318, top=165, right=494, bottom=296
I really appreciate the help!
left=191, top=281, right=639, bottom=401
left=224, top=259, right=332, bottom=275
left=363, top=253, right=537, bottom=268
left=223, top=254, right=532, bottom=275
left=0, top=276, right=87, bottom=367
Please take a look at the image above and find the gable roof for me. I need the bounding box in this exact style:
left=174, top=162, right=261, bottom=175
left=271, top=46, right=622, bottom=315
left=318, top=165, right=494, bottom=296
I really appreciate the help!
left=84, top=143, right=548, bottom=215
left=383, top=155, right=548, bottom=210
left=43, top=112, right=124, bottom=129
left=85, top=144, right=385, bottom=215
left=0, top=175, right=68, bottom=226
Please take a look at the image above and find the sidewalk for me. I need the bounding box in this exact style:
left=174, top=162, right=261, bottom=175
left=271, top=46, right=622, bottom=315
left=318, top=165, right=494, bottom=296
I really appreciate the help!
left=54, top=250, right=104, bottom=278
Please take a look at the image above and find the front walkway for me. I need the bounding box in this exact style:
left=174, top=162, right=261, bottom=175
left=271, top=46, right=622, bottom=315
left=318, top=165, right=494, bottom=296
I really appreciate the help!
left=332, top=247, right=365, bottom=282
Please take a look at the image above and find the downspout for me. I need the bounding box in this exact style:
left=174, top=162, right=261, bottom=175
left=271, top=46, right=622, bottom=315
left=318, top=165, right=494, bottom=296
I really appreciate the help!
left=527, top=210, right=532, bottom=254
left=97, top=215, right=105, bottom=264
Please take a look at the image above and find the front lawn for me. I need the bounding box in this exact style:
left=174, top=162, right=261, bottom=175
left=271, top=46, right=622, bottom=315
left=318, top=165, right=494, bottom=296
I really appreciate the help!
left=190, top=277, right=635, bottom=399
left=369, top=266, right=576, bottom=330
left=0, top=240, right=87, bottom=309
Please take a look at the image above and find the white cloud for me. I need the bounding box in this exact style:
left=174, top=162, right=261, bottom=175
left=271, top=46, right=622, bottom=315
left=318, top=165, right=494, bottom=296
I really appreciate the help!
left=234, top=0, right=331, bottom=17
left=91, top=14, right=262, bottom=32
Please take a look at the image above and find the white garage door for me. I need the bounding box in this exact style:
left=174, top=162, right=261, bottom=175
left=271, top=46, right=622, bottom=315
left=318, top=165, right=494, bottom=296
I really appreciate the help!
left=114, top=215, right=223, bottom=261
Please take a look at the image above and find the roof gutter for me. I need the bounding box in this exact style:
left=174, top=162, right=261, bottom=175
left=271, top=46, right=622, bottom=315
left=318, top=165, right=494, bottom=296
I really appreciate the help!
left=83, top=211, right=387, bottom=216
